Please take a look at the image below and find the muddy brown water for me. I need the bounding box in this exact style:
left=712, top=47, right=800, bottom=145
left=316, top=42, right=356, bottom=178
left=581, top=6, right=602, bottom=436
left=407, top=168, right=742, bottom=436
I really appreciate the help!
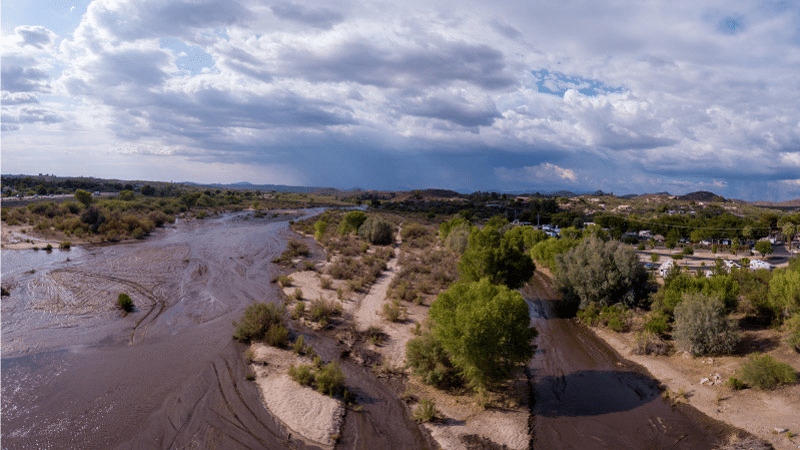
left=1, top=211, right=430, bottom=450
left=524, top=271, right=736, bottom=450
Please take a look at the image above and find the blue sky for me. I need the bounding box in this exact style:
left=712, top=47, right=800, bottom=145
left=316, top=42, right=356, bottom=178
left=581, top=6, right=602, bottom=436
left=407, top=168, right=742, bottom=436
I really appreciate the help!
left=2, top=0, right=799, bottom=201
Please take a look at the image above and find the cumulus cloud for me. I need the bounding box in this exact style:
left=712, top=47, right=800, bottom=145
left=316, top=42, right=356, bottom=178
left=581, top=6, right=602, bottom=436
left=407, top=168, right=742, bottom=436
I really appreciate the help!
left=2, top=0, right=799, bottom=201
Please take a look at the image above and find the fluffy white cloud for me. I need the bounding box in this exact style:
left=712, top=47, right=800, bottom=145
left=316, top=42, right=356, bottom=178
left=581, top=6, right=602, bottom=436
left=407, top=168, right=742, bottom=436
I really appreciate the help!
left=2, top=0, right=799, bottom=200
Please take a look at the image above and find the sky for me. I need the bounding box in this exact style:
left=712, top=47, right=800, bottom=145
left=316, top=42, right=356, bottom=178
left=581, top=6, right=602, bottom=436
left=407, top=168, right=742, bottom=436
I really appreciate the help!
left=1, top=0, right=800, bottom=201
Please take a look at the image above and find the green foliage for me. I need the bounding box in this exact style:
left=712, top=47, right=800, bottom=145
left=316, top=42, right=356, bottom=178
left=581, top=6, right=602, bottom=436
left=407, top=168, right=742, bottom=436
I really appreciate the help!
left=264, top=323, right=289, bottom=347
left=339, top=210, right=367, bottom=235
left=232, top=302, right=287, bottom=344
left=117, top=293, right=133, bottom=312
left=531, top=236, right=580, bottom=271
left=439, top=216, right=470, bottom=240
left=673, top=294, right=739, bottom=356
left=503, top=225, right=548, bottom=252
left=444, top=223, right=471, bottom=254
left=754, top=240, right=773, bottom=258
left=644, top=313, right=670, bottom=336
left=309, top=298, right=341, bottom=325
left=634, top=331, right=670, bottom=356
left=655, top=271, right=740, bottom=315
left=314, top=219, right=328, bottom=240
left=785, top=314, right=800, bottom=352
left=401, top=222, right=435, bottom=248
left=429, top=279, right=537, bottom=389
left=405, top=332, right=462, bottom=389
left=458, top=222, right=535, bottom=289
left=412, top=399, right=439, bottom=423
left=59, top=241, right=71, bottom=249
left=74, top=189, right=92, bottom=207
left=277, top=275, right=293, bottom=288
left=357, top=215, right=394, bottom=245
left=292, top=301, right=306, bottom=320
left=117, top=190, right=135, bottom=201
left=315, top=362, right=346, bottom=396
left=289, top=364, right=315, bottom=386
left=739, top=354, right=797, bottom=389
left=768, top=267, right=800, bottom=320
left=382, top=300, right=408, bottom=322
left=727, top=377, right=745, bottom=390
left=554, top=236, right=649, bottom=309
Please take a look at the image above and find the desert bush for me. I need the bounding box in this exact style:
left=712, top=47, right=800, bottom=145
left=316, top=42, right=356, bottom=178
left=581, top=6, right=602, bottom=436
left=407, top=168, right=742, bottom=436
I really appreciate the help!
left=293, top=288, right=303, bottom=300
left=319, top=276, right=333, bottom=290
left=315, top=362, right=346, bottom=396
left=739, top=354, right=797, bottom=389
left=277, top=275, right=293, bottom=288
left=264, top=323, right=289, bottom=347
left=382, top=300, right=408, bottom=322
left=358, top=215, right=394, bottom=245
left=117, top=293, right=134, bottom=312
left=786, top=313, right=800, bottom=352
left=339, top=210, right=367, bottom=236
left=644, top=313, right=671, bottom=336
left=401, top=222, right=435, bottom=248
left=286, top=238, right=310, bottom=257
left=412, top=399, right=439, bottom=423
left=309, top=298, right=341, bottom=325
left=444, top=223, right=471, bottom=254
left=289, top=364, right=315, bottom=386
left=405, top=332, right=462, bottom=389
left=292, top=301, right=306, bottom=320
left=232, top=302, right=286, bottom=344
left=59, top=241, right=71, bottom=249
left=673, top=294, right=739, bottom=356
left=599, top=304, right=629, bottom=332
left=555, top=236, right=649, bottom=309
left=727, top=376, right=745, bottom=390
left=577, top=302, right=601, bottom=326
left=633, top=331, right=670, bottom=356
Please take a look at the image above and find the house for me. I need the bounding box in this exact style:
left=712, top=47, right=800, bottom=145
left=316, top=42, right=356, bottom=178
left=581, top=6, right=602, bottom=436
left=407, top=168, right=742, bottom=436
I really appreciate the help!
left=659, top=259, right=674, bottom=278
left=749, top=260, right=772, bottom=271
left=639, top=230, right=653, bottom=239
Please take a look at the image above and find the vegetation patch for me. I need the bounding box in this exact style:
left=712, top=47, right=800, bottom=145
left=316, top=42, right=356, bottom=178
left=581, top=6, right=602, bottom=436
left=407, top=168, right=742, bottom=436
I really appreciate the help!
left=673, top=293, right=739, bottom=356
left=739, top=354, right=797, bottom=390
left=117, top=293, right=134, bottom=313
left=232, top=302, right=287, bottom=346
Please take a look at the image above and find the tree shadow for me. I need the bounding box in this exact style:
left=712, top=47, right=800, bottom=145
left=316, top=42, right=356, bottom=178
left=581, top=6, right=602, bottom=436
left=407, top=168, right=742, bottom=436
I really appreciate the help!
left=532, top=369, right=664, bottom=417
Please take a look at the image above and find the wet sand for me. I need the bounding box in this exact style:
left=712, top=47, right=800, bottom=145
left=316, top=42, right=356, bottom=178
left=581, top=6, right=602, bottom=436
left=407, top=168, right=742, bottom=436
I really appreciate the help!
left=524, top=271, right=736, bottom=450
left=1, top=211, right=430, bottom=450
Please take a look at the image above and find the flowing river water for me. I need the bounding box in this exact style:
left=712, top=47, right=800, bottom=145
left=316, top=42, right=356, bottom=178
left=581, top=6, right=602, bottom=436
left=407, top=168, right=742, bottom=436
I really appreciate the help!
left=524, top=270, right=736, bottom=449
left=1, top=211, right=428, bottom=450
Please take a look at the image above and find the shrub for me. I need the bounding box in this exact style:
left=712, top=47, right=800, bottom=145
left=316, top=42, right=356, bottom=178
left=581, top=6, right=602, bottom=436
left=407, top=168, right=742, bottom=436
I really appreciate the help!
left=44, top=244, right=53, bottom=252
left=786, top=313, right=800, bottom=352
left=232, top=302, right=286, bottom=344
left=412, top=399, right=438, bottom=423
left=60, top=241, right=71, bottom=249
left=315, top=362, right=346, bottom=396
left=309, top=298, right=341, bottom=325
left=289, top=364, right=315, bottom=386
left=117, top=293, right=134, bottom=312
left=599, top=305, right=629, bottom=332
left=634, top=331, right=670, bottom=356
left=739, top=354, right=797, bottom=389
left=644, top=313, right=670, bottom=336
left=444, top=223, right=471, bottom=254
left=293, top=288, right=303, bottom=300
left=727, top=376, right=745, bottom=390
left=320, top=276, right=333, bottom=290
left=405, top=332, right=462, bottom=389
left=577, top=302, right=601, bottom=326
left=286, top=238, right=310, bottom=257
left=277, top=275, right=293, bottom=288
left=293, top=334, right=307, bottom=354
left=264, top=323, right=289, bottom=347
left=358, top=215, right=394, bottom=245
left=292, top=301, right=306, bottom=320
left=673, top=294, right=739, bottom=356
left=339, top=210, right=367, bottom=236
left=382, top=300, right=408, bottom=322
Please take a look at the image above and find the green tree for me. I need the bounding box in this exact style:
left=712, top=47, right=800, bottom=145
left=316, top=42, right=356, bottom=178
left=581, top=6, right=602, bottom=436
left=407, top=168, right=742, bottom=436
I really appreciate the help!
left=74, top=189, right=92, bottom=207
left=429, top=279, right=537, bottom=389
left=232, top=302, right=287, bottom=344
left=742, top=225, right=753, bottom=242
left=783, top=223, right=797, bottom=250
left=673, top=293, right=739, bottom=356
left=339, top=210, right=367, bottom=235
left=768, top=268, right=800, bottom=320
left=554, top=236, right=649, bottom=309
left=458, top=223, right=535, bottom=289
left=754, top=240, right=773, bottom=259
left=357, top=215, right=393, bottom=245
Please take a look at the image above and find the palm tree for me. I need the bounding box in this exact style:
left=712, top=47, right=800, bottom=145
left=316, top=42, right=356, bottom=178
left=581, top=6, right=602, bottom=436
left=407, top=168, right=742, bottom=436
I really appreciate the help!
left=783, top=223, right=797, bottom=250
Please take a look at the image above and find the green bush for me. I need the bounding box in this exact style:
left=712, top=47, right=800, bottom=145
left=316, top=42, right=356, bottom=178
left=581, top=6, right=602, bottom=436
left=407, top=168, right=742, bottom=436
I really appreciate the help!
left=320, top=277, right=333, bottom=290
left=289, top=364, right=315, bottom=386
left=727, top=376, right=745, bottom=390
left=309, top=298, right=341, bottom=325
left=633, top=331, right=669, bottom=356
left=264, top=323, right=289, bottom=347
left=644, top=313, right=670, bottom=336
left=739, top=354, right=797, bottom=389
left=577, top=302, right=601, bottom=326
left=232, top=302, right=286, bottom=344
left=315, top=362, right=346, bottom=396
left=277, top=275, right=293, bottom=288
left=59, top=241, right=71, bottom=249
left=673, top=294, right=739, bottom=356
left=292, top=301, right=306, bottom=320
left=117, top=293, right=134, bottom=312
left=786, top=314, right=800, bottom=352
left=293, top=288, right=303, bottom=300
left=405, top=332, right=462, bottom=389
left=412, top=399, right=438, bottom=423
left=339, top=210, right=367, bottom=236
left=599, top=305, right=629, bottom=331
left=358, top=215, right=394, bottom=245
left=382, top=300, right=408, bottom=322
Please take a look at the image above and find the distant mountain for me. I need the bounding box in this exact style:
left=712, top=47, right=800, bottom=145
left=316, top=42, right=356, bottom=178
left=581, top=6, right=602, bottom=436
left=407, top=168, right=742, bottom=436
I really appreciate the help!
left=677, top=191, right=725, bottom=202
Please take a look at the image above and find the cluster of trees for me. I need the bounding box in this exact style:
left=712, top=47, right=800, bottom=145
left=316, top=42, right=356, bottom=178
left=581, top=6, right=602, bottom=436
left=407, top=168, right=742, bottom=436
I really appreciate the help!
left=408, top=216, right=538, bottom=391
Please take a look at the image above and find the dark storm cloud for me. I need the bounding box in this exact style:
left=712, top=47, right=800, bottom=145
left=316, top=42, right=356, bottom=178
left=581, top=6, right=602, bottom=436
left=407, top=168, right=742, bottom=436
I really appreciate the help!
left=399, top=93, right=502, bottom=127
